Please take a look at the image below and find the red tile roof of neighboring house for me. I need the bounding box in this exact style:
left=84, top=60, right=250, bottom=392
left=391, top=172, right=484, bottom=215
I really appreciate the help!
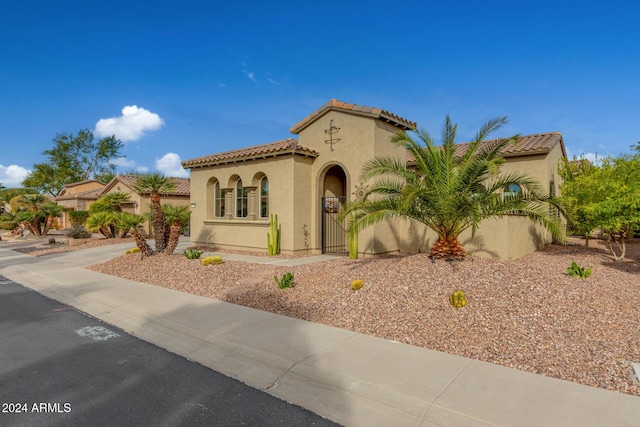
left=181, top=138, right=319, bottom=169
left=406, top=132, right=566, bottom=164
left=289, top=99, right=417, bottom=134
left=102, top=175, right=191, bottom=196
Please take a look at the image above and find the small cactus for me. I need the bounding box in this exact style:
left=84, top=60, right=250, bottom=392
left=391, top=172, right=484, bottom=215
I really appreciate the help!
left=274, top=272, right=294, bottom=289
left=184, top=248, right=203, bottom=259
left=567, top=261, right=591, bottom=278
left=351, top=279, right=364, bottom=291
left=201, top=256, right=224, bottom=266
left=449, top=289, right=467, bottom=308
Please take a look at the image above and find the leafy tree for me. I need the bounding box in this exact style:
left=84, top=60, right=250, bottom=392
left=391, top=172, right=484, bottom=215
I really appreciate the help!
left=343, top=116, right=566, bottom=259
left=133, top=173, right=176, bottom=253
left=162, top=204, right=191, bottom=255
left=558, top=157, right=600, bottom=246
left=560, top=150, right=640, bottom=262
left=3, top=188, right=38, bottom=209
left=22, top=129, right=124, bottom=197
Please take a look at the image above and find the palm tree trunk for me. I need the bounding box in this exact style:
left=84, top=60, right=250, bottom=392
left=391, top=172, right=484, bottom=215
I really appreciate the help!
left=133, top=229, right=154, bottom=257
left=430, top=235, right=466, bottom=259
left=164, top=221, right=181, bottom=255
left=151, top=194, right=167, bottom=252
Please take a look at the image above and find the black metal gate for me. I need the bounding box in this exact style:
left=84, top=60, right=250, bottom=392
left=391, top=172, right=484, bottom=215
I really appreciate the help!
left=321, top=196, right=348, bottom=255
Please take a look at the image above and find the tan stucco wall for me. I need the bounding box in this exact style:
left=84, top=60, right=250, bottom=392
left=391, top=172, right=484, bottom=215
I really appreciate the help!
left=62, top=181, right=105, bottom=195
left=188, top=154, right=317, bottom=253
left=297, top=109, right=407, bottom=254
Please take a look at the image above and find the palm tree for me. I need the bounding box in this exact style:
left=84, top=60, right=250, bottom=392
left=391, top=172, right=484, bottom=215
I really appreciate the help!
left=162, top=205, right=191, bottom=255
left=40, top=201, right=63, bottom=234
left=117, top=212, right=153, bottom=257
left=91, top=192, right=132, bottom=237
left=343, top=116, right=566, bottom=259
left=85, top=211, right=115, bottom=238
left=133, top=173, right=176, bottom=253
left=17, top=194, right=46, bottom=236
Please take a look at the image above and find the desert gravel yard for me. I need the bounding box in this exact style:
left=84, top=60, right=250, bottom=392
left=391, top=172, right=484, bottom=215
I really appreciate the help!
left=70, top=237, right=639, bottom=396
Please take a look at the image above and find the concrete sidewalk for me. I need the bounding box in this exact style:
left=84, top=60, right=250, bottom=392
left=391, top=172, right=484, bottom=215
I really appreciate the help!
left=1, top=242, right=638, bottom=426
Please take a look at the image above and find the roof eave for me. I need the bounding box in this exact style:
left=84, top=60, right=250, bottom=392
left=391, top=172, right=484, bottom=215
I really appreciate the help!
left=183, top=150, right=318, bottom=170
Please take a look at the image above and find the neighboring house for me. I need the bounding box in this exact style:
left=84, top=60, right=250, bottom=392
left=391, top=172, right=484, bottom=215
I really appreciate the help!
left=182, top=99, right=566, bottom=259
left=56, top=175, right=191, bottom=235
left=99, top=175, right=191, bottom=235
left=55, top=180, right=107, bottom=229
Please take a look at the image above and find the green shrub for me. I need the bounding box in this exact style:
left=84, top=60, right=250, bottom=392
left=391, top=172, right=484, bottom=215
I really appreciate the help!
left=67, top=224, right=91, bottom=239
left=449, top=289, right=467, bottom=308
left=125, top=247, right=141, bottom=254
left=274, top=272, right=294, bottom=289
left=351, top=279, right=364, bottom=291
left=1, top=221, right=17, bottom=230
left=69, top=210, right=89, bottom=225
left=567, top=261, right=592, bottom=278
left=184, top=248, right=202, bottom=259
left=201, top=256, right=224, bottom=266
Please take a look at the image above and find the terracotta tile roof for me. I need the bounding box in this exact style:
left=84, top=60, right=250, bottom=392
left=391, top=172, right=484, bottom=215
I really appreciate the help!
left=103, top=174, right=191, bottom=196
left=289, top=99, right=416, bottom=134
left=55, top=187, right=104, bottom=201
left=406, top=132, right=565, bottom=164
left=181, top=138, right=319, bottom=169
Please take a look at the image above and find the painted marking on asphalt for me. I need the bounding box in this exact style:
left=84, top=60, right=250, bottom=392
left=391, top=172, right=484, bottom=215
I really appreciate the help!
left=74, top=326, right=120, bottom=341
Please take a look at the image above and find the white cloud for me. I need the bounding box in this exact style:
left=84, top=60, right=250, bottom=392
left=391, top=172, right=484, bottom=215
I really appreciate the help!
left=155, top=153, right=188, bottom=177
left=136, top=166, right=149, bottom=173
left=245, top=71, right=257, bottom=82
left=565, top=148, right=605, bottom=164
left=109, top=157, right=136, bottom=168
left=0, top=164, right=30, bottom=187
left=95, top=105, right=165, bottom=142
left=267, top=78, right=281, bottom=86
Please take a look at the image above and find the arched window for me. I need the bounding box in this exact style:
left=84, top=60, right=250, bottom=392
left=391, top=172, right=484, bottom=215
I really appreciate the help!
left=235, top=179, right=248, bottom=218
left=214, top=181, right=225, bottom=217
left=503, top=184, right=522, bottom=200
left=259, top=176, right=269, bottom=218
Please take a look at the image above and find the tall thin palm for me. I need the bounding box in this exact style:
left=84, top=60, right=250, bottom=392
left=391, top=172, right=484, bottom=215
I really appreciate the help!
left=133, top=173, right=176, bottom=253
left=344, top=116, right=566, bottom=258
left=162, top=205, right=191, bottom=255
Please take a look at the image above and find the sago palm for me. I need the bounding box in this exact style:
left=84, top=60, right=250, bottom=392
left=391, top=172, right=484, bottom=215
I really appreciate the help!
left=116, top=212, right=154, bottom=257
left=162, top=205, right=191, bottom=255
left=133, top=173, right=176, bottom=253
left=343, top=116, right=566, bottom=259
left=85, top=211, right=115, bottom=238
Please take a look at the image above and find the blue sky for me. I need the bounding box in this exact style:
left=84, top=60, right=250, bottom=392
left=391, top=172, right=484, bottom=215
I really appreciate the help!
left=1, top=0, right=638, bottom=187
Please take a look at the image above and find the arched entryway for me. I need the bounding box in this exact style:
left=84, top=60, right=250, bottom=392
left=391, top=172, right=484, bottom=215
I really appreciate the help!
left=321, top=165, right=348, bottom=255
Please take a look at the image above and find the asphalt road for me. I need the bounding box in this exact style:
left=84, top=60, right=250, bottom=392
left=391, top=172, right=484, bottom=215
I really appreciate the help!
left=0, top=276, right=339, bottom=427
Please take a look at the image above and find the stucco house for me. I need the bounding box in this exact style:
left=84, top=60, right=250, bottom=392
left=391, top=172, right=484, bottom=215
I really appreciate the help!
left=182, top=99, right=565, bottom=259
left=99, top=175, right=191, bottom=235
left=56, top=175, right=191, bottom=235
left=55, top=180, right=107, bottom=229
